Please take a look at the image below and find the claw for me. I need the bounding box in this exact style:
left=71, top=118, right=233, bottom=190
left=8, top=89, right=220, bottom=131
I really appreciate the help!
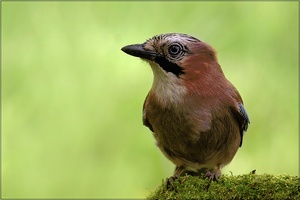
left=165, top=176, right=178, bottom=191
left=204, top=171, right=220, bottom=182
left=204, top=170, right=221, bottom=191
left=165, top=166, right=187, bottom=191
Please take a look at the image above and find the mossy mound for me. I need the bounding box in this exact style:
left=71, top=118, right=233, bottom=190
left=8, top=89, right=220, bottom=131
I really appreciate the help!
left=148, top=174, right=299, bottom=199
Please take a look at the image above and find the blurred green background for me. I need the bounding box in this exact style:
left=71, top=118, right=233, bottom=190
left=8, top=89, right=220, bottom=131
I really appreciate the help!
left=2, top=1, right=298, bottom=199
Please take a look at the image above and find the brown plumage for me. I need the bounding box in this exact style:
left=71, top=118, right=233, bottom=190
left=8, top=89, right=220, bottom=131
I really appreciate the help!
left=121, top=33, right=250, bottom=180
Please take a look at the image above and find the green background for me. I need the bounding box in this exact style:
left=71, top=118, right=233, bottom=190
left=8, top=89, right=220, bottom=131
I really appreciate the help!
left=2, top=1, right=298, bottom=198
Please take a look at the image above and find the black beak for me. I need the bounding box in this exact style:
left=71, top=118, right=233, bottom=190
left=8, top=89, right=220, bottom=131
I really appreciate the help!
left=121, top=44, right=157, bottom=61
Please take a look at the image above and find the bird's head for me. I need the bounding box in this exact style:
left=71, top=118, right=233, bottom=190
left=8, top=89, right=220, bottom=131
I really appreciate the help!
left=121, top=33, right=225, bottom=106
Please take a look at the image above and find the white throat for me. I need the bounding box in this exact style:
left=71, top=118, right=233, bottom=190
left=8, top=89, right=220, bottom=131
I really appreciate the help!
left=149, top=62, right=187, bottom=106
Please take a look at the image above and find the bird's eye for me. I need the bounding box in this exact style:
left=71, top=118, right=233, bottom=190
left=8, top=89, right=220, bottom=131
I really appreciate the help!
left=168, top=44, right=182, bottom=56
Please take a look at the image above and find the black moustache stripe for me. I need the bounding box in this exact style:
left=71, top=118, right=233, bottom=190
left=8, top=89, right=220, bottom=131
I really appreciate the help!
left=154, top=56, right=184, bottom=77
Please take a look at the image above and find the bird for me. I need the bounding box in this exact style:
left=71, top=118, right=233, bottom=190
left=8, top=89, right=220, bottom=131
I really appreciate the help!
left=121, top=33, right=250, bottom=181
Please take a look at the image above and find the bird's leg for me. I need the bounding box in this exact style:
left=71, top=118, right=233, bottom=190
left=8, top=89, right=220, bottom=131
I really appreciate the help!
left=174, top=165, right=186, bottom=177
left=204, top=164, right=222, bottom=190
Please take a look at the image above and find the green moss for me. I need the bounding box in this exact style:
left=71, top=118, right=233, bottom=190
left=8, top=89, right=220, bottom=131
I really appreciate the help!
left=148, top=174, right=299, bottom=199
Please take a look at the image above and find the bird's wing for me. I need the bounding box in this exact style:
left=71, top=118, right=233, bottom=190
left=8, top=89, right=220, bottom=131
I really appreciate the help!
left=142, top=94, right=154, bottom=132
left=238, top=103, right=250, bottom=132
left=231, top=102, right=250, bottom=147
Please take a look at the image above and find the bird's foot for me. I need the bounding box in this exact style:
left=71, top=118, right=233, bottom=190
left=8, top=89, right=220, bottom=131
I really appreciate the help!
left=204, top=170, right=221, bottom=191
left=204, top=171, right=221, bottom=182
left=165, top=175, right=188, bottom=191
left=165, top=166, right=188, bottom=191
left=165, top=176, right=179, bottom=191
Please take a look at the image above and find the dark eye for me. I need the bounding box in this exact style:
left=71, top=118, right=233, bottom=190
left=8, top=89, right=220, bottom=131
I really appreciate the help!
left=168, top=44, right=182, bottom=56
